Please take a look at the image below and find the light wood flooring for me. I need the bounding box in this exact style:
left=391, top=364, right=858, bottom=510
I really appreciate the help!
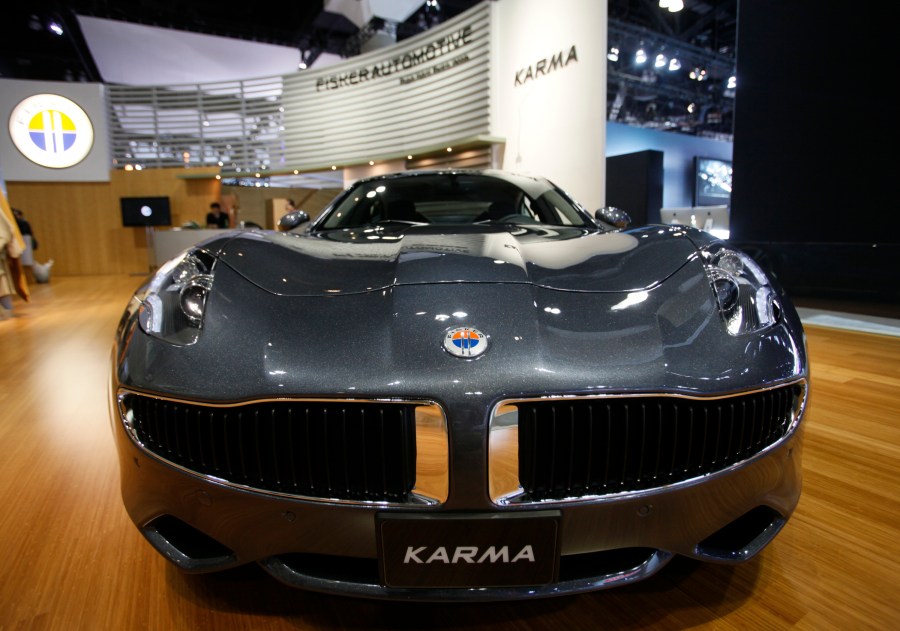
left=1, top=275, right=898, bottom=630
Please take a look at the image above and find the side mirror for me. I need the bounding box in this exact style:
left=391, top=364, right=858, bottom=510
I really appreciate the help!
left=595, top=206, right=632, bottom=230
left=277, top=210, right=310, bottom=232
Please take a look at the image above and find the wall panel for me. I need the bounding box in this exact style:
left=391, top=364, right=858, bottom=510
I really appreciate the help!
left=282, top=3, right=491, bottom=169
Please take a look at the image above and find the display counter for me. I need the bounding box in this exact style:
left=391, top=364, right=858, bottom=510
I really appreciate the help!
left=152, top=228, right=228, bottom=267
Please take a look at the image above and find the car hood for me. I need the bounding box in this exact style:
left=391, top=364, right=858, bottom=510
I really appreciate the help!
left=214, top=224, right=700, bottom=296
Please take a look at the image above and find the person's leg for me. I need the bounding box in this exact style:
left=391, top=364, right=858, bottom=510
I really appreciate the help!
left=0, top=294, right=12, bottom=318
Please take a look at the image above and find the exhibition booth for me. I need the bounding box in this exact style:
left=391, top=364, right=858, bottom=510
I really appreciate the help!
left=0, top=0, right=733, bottom=277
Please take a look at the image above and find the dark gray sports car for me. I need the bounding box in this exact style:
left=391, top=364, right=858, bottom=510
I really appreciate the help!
left=110, top=169, right=808, bottom=600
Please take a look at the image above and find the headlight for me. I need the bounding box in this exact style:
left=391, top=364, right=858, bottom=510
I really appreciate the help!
left=702, top=243, right=780, bottom=335
left=136, top=249, right=216, bottom=345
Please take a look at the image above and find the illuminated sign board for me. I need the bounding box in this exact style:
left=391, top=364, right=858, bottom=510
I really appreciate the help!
left=8, top=93, right=94, bottom=169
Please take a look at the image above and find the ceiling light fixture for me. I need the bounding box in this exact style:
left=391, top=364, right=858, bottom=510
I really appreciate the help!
left=659, top=0, right=684, bottom=12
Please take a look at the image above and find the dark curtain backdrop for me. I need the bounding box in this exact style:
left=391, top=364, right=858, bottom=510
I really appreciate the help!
left=729, top=1, right=897, bottom=302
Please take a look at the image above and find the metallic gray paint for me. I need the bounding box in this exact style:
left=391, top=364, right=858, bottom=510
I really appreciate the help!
left=110, top=170, right=808, bottom=599
left=216, top=225, right=697, bottom=296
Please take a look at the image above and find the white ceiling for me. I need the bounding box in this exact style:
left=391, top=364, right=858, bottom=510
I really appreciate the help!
left=78, top=16, right=301, bottom=85
left=77, top=1, right=427, bottom=86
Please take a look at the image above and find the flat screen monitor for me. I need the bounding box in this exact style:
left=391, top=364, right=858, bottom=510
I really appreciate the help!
left=694, top=157, right=733, bottom=207
left=120, top=196, right=172, bottom=227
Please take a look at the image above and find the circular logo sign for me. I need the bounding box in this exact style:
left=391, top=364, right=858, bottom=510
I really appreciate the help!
left=443, top=327, right=489, bottom=358
left=8, top=94, right=94, bottom=168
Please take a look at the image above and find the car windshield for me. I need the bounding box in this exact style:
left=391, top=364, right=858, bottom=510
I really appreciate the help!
left=318, top=173, right=590, bottom=230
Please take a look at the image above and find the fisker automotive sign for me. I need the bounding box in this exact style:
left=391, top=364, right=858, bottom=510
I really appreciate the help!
left=8, top=93, right=94, bottom=168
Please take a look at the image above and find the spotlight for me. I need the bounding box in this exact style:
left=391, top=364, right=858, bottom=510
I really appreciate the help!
left=727, top=75, right=737, bottom=89
left=659, top=0, right=684, bottom=11
left=690, top=67, right=708, bottom=81
left=635, top=48, right=647, bottom=64
left=668, top=57, right=681, bottom=71
left=607, top=46, right=620, bottom=62
left=654, top=53, right=667, bottom=68
left=47, top=20, right=63, bottom=36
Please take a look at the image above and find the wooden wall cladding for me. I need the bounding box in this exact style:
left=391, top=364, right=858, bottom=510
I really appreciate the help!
left=407, top=146, right=493, bottom=171
left=6, top=168, right=220, bottom=276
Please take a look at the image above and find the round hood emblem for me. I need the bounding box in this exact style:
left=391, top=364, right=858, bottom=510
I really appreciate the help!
left=443, top=327, right=489, bottom=358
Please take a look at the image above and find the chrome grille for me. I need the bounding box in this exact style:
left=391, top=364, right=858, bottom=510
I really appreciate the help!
left=120, top=393, right=419, bottom=503
left=512, top=383, right=804, bottom=502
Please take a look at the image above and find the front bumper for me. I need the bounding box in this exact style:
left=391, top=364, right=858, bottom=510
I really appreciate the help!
left=111, top=381, right=804, bottom=601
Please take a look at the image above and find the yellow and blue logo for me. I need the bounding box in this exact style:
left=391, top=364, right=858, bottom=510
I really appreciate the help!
left=28, top=109, right=78, bottom=152
left=8, top=94, right=94, bottom=169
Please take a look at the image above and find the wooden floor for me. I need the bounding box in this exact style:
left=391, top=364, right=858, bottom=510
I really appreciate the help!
left=1, top=275, right=898, bottom=630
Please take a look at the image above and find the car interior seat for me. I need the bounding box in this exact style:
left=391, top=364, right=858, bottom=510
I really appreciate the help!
left=385, top=199, right=429, bottom=223
left=474, top=200, right=517, bottom=223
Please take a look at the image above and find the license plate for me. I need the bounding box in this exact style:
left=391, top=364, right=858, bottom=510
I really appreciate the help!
left=377, top=512, right=560, bottom=588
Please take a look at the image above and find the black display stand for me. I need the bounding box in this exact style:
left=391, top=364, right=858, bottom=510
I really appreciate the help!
left=605, top=150, right=663, bottom=226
